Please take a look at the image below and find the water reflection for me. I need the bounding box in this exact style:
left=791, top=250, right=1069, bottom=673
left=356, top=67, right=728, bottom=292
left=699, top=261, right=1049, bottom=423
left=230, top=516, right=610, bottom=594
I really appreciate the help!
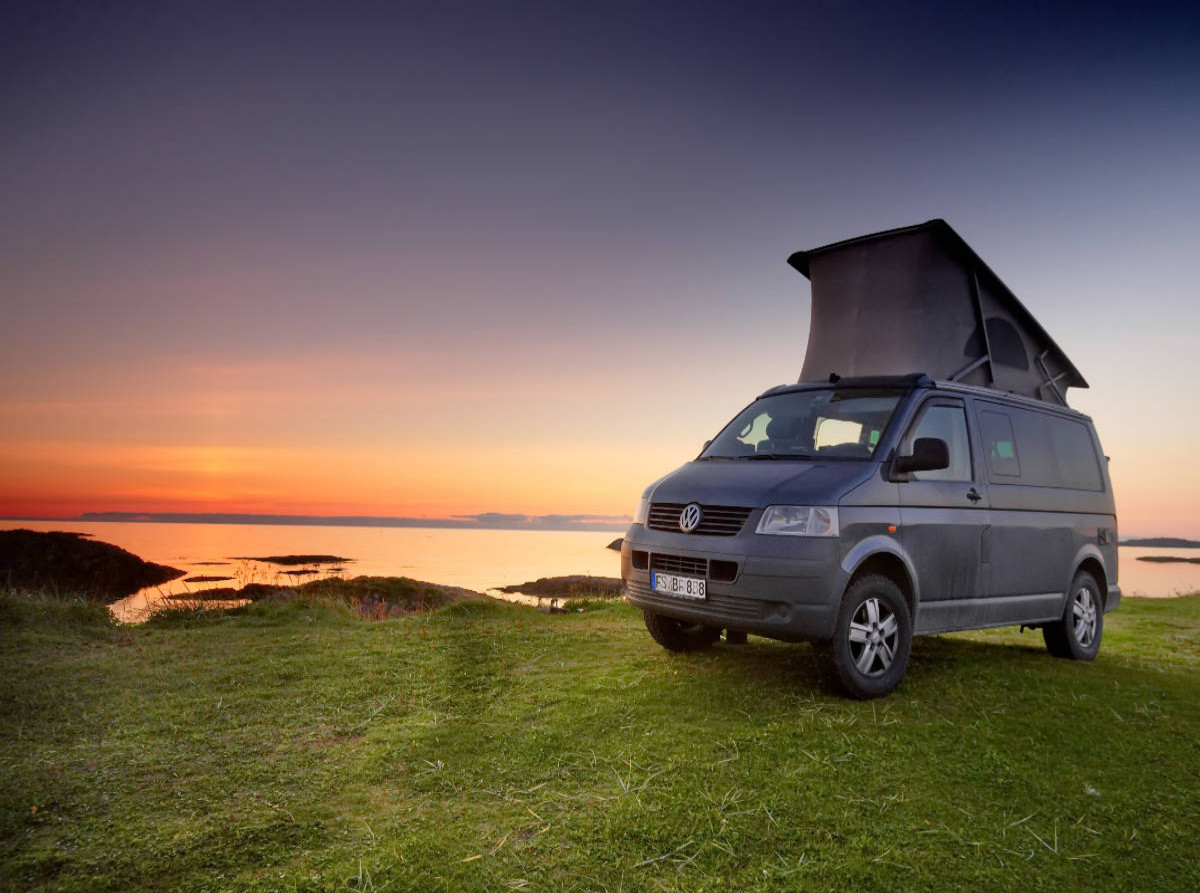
left=109, top=556, right=352, bottom=621
left=1120, top=547, right=1200, bottom=597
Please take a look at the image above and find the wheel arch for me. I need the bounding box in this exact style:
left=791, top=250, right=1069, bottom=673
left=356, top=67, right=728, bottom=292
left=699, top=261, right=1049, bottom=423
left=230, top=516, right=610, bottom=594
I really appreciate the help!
left=840, top=536, right=919, bottom=621
left=1069, top=544, right=1109, bottom=609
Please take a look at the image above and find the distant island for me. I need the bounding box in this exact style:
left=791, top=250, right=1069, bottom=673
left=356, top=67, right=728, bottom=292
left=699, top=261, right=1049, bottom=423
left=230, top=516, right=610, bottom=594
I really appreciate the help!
left=231, top=554, right=352, bottom=566
left=1122, top=537, right=1200, bottom=549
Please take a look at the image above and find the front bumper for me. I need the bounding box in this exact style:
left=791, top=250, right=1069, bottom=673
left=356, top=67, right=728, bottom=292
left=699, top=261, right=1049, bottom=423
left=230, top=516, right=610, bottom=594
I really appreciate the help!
left=621, top=522, right=845, bottom=641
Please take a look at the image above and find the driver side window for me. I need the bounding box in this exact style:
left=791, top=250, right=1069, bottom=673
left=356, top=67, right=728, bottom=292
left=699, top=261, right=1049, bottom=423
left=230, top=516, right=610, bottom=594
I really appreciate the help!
left=904, top=403, right=973, bottom=482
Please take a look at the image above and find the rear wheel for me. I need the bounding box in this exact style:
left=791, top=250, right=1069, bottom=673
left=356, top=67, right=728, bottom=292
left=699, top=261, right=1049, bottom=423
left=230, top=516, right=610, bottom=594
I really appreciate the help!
left=642, top=609, right=721, bottom=652
left=1043, top=570, right=1103, bottom=660
left=824, top=574, right=912, bottom=699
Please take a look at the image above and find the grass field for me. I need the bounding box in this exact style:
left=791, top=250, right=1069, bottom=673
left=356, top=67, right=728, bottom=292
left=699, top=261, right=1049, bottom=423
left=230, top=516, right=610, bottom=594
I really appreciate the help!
left=1, top=590, right=1198, bottom=891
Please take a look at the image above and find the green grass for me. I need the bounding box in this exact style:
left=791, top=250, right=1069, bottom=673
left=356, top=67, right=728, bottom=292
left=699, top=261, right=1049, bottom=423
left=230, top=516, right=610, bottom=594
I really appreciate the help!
left=1, top=592, right=1198, bottom=892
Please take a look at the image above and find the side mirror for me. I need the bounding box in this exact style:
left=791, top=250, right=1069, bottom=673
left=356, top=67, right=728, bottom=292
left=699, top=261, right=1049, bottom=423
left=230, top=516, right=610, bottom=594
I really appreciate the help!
left=702, top=440, right=712, bottom=451
left=894, top=437, right=950, bottom=475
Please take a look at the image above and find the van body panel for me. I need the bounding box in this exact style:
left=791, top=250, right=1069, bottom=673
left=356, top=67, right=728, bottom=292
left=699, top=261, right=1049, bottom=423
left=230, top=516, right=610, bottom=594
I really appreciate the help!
left=836, top=467, right=901, bottom=509
left=898, top=488, right=989, bottom=624
left=923, top=595, right=1061, bottom=633
left=983, top=509, right=1083, bottom=597
left=646, top=459, right=875, bottom=509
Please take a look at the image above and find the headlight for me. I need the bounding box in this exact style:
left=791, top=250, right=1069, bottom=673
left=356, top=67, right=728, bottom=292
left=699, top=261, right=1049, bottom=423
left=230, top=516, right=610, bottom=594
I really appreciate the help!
left=755, top=505, right=839, bottom=537
left=633, top=497, right=650, bottom=525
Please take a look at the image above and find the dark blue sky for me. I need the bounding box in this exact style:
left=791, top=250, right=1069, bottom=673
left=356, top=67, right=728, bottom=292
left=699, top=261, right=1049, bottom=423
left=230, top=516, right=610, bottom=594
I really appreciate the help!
left=4, top=0, right=1196, bottom=348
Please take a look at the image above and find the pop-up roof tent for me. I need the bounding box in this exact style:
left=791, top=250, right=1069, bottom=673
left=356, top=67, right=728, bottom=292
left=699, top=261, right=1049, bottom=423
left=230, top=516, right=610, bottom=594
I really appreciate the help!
left=787, top=219, right=1086, bottom=406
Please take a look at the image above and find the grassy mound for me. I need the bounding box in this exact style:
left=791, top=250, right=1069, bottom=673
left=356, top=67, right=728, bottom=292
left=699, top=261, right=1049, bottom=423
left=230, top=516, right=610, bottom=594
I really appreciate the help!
left=151, top=575, right=485, bottom=623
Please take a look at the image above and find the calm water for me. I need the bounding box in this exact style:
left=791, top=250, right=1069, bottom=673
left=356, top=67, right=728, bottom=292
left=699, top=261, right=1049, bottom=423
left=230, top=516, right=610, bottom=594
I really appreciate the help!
left=1118, top=547, right=1200, bottom=597
left=10, top=520, right=622, bottom=619
left=8, top=521, right=1198, bottom=620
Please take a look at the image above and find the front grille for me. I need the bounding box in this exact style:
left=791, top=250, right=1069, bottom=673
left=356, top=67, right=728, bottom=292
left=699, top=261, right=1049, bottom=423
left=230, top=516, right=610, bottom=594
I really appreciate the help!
left=709, top=560, right=739, bottom=583
left=647, top=503, right=754, bottom=536
left=649, top=553, right=707, bottom=577
left=628, top=582, right=763, bottom=621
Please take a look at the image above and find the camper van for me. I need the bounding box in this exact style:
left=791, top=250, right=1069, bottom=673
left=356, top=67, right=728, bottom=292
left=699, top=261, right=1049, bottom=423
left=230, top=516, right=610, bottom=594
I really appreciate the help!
left=621, top=221, right=1118, bottom=698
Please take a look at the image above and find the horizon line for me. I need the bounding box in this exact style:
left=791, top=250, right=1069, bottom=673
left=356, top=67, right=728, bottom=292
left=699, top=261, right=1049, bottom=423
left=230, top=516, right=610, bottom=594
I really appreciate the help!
left=0, top=513, right=1189, bottom=543
left=0, top=510, right=631, bottom=533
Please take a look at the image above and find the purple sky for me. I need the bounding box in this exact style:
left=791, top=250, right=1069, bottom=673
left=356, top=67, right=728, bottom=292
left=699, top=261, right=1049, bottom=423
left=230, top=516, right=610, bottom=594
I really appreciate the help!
left=3, top=1, right=1199, bottom=534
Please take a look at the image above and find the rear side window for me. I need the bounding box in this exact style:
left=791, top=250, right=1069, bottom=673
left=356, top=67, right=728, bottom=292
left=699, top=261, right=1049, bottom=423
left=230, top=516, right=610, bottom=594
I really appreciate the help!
left=979, top=403, right=1102, bottom=490
left=1009, top=409, right=1057, bottom=485
left=1048, top=417, right=1103, bottom=490
left=981, top=411, right=1021, bottom=477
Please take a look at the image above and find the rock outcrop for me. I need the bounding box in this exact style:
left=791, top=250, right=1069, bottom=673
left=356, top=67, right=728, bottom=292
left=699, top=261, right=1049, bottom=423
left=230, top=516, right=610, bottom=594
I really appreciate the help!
left=0, top=529, right=184, bottom=602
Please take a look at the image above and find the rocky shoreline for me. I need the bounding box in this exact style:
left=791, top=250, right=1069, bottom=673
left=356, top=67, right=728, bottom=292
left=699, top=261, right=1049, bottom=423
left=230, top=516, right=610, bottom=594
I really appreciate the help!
left=2, top=530, right=626, bottom=620
left=494, top=575, right=624, bottom=597
left=0, top=529, right=184, bottom=602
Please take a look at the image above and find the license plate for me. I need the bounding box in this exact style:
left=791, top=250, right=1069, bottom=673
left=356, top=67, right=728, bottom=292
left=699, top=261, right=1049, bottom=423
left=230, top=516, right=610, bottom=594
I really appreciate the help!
left=651, top=572, right=706, bottom=600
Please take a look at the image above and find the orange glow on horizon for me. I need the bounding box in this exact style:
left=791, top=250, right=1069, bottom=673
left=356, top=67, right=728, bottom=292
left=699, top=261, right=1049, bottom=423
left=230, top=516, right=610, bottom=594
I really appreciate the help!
left=2, top=431, right=1198, bottom=540
left=0, top=437, right=658, bottom=522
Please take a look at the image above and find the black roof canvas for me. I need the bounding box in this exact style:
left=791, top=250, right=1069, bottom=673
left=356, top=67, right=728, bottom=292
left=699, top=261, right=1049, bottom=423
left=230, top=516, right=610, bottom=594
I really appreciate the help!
left=787, top=219, right=1086, bottom=405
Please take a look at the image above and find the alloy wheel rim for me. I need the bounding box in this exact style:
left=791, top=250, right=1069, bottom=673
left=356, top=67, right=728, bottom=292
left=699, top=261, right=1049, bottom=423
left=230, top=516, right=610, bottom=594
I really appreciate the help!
left=1072, top=586, right=1098, bottom=647
left=847, top=597, right=899, bottom=677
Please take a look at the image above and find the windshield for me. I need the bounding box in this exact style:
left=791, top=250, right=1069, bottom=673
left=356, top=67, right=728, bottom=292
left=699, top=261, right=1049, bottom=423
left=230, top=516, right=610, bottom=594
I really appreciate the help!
left=700, top=389, right=905, bottom=460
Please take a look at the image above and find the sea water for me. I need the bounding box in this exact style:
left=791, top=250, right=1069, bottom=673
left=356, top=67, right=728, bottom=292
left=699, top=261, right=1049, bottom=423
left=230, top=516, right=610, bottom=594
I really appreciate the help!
left=7, top=521, right=1197, bottom=620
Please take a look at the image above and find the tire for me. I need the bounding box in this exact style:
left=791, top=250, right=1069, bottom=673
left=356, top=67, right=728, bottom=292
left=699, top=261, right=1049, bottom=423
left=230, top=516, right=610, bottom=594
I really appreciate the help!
left=824, top=574, right=913, bottom=699
left=642, top=609, right=721, bottom=652
left=1043, top=570, right=1103, bottom=661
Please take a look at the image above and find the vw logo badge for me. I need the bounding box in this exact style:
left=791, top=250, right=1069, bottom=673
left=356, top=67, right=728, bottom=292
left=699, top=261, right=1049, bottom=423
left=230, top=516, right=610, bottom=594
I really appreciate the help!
left=679, top=503, right=703, bottom=533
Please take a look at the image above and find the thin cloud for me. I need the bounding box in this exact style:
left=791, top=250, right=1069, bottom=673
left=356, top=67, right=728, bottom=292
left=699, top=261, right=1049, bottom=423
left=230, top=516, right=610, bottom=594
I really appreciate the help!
left=453, top=513, right=631, bottom=530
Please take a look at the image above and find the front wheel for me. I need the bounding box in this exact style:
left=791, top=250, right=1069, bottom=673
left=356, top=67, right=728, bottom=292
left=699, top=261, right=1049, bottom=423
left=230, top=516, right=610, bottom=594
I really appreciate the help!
left=824, top=574, right=913, bottom=699
left=642, top=609, right=721, bottom=652
left=1043, top=570, right=1103, bottom=660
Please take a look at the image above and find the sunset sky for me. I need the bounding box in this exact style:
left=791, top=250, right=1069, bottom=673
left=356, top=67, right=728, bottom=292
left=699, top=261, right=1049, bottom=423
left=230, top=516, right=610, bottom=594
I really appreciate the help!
left=3, top=1, right=1199, bottom=536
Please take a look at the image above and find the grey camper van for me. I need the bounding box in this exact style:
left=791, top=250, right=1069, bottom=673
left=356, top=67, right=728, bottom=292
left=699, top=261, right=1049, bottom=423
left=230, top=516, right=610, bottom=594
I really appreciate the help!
left=621, top=220, right=1119, bottom=698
